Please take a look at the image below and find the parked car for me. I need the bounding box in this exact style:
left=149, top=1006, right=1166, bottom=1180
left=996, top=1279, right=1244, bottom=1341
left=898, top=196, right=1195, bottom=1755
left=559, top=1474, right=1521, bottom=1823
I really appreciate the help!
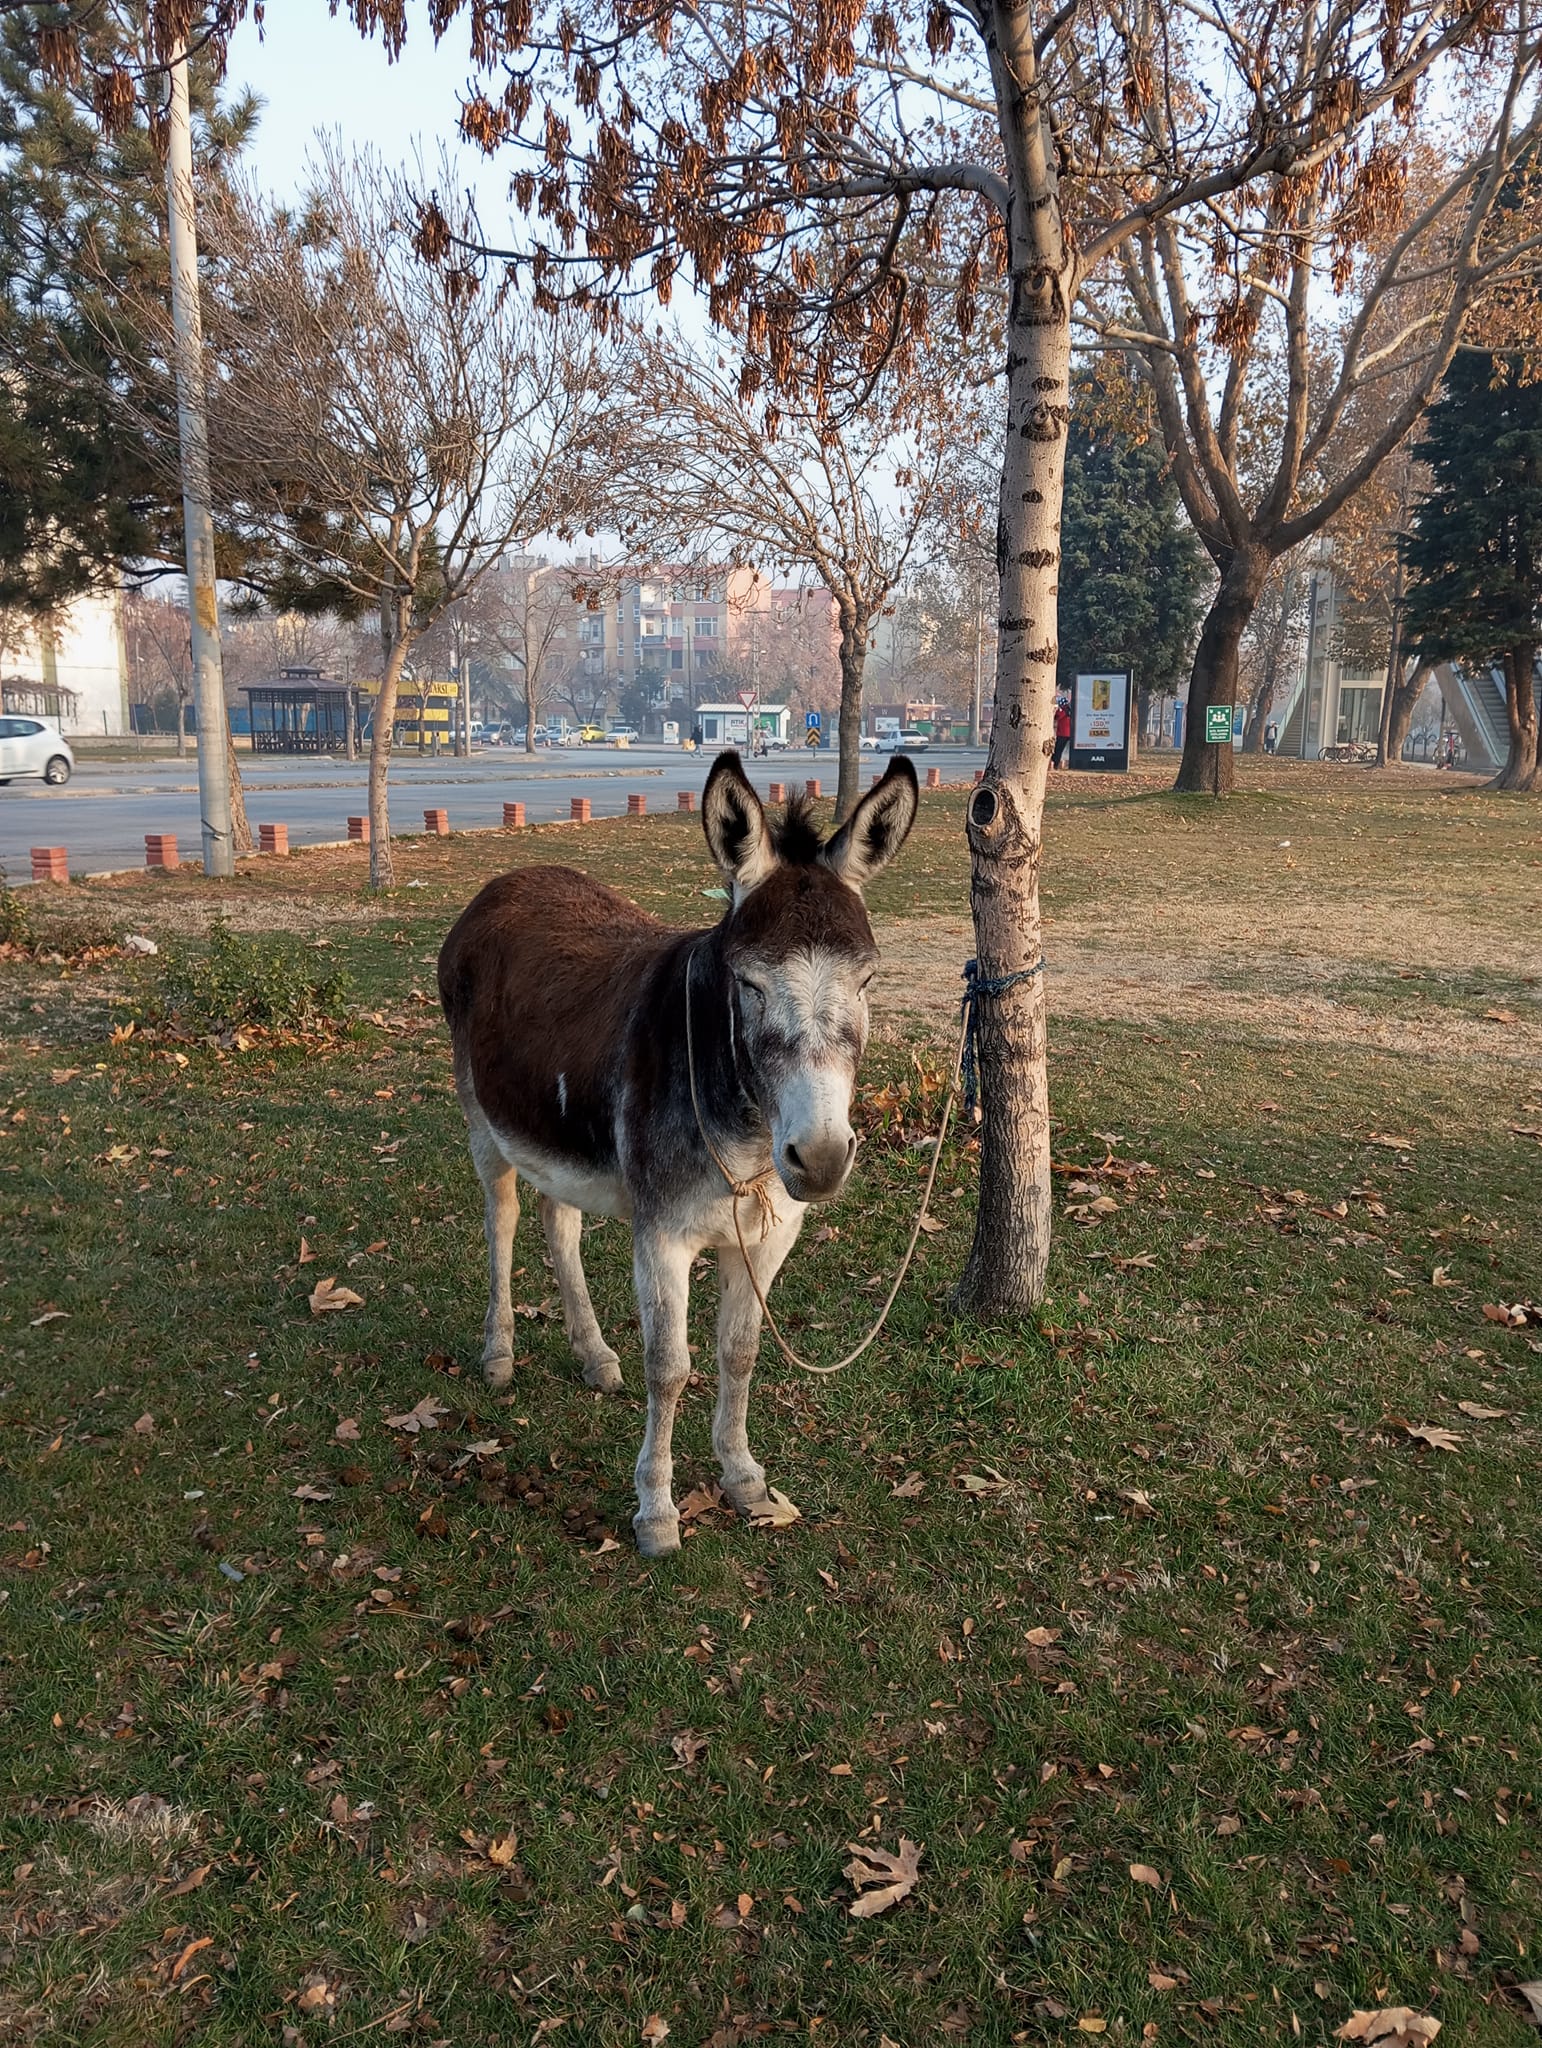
left=896, top=728, right=931, bottom=752
left=0, top=718, right=73, bottom=786
left=565, top=724, right=607, bottom=744
left=607, top=725, right=640, bottom=743
left=859, top=734, right=879, bottom=751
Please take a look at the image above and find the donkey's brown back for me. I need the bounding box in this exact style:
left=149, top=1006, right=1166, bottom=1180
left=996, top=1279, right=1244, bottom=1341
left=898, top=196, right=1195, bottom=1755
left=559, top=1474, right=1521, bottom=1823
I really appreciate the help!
left=438, top=865, right=679, bottom=1166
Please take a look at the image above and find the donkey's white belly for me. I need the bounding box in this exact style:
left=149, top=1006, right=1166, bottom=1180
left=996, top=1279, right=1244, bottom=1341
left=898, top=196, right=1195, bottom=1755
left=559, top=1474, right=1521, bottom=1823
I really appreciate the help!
left=488, top=1129, right=633, bottom=1220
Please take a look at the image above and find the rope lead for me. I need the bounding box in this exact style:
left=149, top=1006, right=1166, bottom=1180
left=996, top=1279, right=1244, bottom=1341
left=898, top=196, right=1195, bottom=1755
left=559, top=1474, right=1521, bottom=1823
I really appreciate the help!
left=959, top=955, right=1047, bottom=1119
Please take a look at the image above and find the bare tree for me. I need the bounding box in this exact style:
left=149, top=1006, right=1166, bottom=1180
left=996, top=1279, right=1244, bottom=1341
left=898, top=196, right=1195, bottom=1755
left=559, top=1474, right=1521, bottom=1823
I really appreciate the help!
left=145, top=147, right=608, bottom=886
left=1238, top=558, right=1310, bottom=754
left=123, top=590, right=192, bottom=753
left=617, top=332, right=963, bottom=819
left=476, top=557, right=585, bottom=754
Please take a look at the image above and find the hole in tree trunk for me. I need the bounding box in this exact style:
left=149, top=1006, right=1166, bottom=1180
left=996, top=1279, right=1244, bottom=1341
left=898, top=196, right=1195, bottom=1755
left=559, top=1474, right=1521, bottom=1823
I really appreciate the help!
left=969, top=786, right=999, bottom=831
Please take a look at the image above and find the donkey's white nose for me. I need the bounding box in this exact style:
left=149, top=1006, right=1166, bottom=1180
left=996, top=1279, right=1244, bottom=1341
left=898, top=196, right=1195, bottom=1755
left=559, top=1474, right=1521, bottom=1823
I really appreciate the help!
left=778, top=1128, right=857, bottom=1203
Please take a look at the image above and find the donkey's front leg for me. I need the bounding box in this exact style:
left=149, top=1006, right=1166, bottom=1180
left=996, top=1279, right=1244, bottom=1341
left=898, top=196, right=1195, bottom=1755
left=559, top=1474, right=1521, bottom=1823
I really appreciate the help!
left=631, top=1229, right=695, bottom=1557
left=715, top=1208, right=803, bottom=1516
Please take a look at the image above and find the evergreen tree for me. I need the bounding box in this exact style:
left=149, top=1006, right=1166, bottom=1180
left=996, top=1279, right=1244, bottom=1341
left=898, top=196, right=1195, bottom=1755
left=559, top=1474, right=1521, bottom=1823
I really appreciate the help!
left=1402, top=351, right=1542, bottom=791
left=1056, top=387, right=1207, bottom=727
left=0, top=3, right=256, bottom=613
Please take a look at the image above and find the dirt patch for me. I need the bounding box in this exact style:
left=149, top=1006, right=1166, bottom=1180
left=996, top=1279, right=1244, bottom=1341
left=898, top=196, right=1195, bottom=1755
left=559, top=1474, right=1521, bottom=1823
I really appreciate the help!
left=873, top=914, right=1542, bottom=1068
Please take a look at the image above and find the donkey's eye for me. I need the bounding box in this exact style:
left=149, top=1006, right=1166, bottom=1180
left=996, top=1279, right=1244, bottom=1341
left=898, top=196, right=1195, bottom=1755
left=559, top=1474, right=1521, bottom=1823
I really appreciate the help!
left=735, top=975, right=767, bottom=1004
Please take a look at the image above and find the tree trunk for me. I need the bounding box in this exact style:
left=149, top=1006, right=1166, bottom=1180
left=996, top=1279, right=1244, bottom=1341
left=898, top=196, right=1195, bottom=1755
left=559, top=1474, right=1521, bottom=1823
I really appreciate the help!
left=1491, top=643, right=1540, bottom=791
left=176, top=694, right=188, bottom=758
left=368, top=613, right=413, bottom=889
left=953, top=271, right=1071, bottom=1315
left=1382, top=655, right=1430, bottom=769
left=1375, top=563, right=1406, bottom=768
left=1239, top=669, right=1277, bottom=755
left=226, top=725, right=252, bottom=855
left=835, top=611, right=866, bottom=821
left=1173, top=548, right=1270, bottom=794
left=525, top=677, right=538, bottom=758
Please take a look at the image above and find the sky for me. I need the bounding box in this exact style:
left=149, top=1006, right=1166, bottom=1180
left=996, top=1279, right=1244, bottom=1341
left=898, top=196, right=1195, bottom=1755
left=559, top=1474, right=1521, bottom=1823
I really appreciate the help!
left=224, top=0, right=510, bottom=218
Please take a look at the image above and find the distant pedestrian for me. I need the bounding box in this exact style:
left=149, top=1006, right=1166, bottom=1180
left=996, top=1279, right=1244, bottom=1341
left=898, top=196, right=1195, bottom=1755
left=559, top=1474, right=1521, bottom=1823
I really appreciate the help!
left=1264, top=720, right=1278, bottom=755
left=1052, top=696, right=1072, bottom=767
left=1443, top=730, right=1456, bottom=770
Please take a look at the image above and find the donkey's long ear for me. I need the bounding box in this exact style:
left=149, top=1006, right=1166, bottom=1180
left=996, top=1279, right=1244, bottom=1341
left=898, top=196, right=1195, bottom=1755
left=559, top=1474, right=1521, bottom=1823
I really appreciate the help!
left=702, top=751, right=776, bottom=898
left=823, top=755, right=919, bottom=891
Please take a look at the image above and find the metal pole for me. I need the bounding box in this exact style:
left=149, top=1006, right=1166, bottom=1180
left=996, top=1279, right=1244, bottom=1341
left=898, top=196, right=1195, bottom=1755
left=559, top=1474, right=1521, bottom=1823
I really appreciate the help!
left=164, top=42, right=233, bottom=876
left=459, top=655, right=472, bottom=757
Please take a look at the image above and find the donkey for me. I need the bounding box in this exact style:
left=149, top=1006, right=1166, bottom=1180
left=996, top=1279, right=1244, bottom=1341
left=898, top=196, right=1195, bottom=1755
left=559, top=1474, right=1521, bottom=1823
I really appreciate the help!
left=437, top=750, right=919, bottom=1555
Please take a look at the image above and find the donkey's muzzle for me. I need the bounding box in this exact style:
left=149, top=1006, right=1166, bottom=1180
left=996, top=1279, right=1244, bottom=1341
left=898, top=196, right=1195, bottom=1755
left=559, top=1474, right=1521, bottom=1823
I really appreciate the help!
left=777, top=1129, right=857, bottom=1204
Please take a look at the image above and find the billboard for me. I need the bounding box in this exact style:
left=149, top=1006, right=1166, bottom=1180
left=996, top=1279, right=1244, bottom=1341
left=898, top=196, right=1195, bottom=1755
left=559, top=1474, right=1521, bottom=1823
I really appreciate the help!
left=1070, top=672, right=1132, bottom=772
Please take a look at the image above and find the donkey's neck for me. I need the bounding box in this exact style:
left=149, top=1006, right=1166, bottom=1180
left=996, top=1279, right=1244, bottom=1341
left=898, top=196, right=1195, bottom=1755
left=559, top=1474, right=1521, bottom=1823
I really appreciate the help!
left=678, top=926, right=765, bottom=1151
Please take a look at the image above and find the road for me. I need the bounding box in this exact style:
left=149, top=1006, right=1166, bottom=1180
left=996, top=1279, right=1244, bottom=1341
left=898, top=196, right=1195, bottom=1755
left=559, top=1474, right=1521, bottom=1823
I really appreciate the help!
left=1, top=744, right=988, bottom=880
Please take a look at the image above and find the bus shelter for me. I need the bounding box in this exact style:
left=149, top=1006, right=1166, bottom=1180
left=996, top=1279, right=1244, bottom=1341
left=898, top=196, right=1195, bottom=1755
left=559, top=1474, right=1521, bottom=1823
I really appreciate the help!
left=242, top=668, right=358, bottom=756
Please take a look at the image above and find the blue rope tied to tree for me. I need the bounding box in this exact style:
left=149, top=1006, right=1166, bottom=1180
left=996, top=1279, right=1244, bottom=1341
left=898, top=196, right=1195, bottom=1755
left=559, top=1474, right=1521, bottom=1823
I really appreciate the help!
left=959, top=955, right=1047, bottom=1120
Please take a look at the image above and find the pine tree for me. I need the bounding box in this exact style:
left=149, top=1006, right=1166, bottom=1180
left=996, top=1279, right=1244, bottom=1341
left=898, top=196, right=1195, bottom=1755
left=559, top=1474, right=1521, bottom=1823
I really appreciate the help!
left=1402, top=352, right=1542, bottom=792
left=0, top=4, right=256, bottom=613
left=1056, top=389, right=1207, bottom=728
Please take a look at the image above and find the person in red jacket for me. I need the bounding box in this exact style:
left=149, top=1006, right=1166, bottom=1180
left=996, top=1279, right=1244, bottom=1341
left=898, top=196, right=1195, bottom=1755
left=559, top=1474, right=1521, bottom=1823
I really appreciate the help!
left=1052, top=696, right=1072, bottom=767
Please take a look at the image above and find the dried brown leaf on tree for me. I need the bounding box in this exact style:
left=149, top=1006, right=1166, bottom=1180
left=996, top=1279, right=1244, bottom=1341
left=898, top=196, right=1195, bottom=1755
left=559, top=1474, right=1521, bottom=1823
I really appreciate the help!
left=1333, top=2008, right=1440, bottom=2045
left=844, top=1836, right=922, bottom=1918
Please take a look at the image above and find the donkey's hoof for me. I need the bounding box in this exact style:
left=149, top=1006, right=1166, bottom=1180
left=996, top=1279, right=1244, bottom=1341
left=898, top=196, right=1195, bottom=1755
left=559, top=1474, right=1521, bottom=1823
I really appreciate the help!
left=721, top=1474, right=770, bottom=1514
left=633, top=1511, right=681, bottom=1558
left=482, top=1353, right=516, bottom=1391
left=581, top=1350, right=624, bottom=1394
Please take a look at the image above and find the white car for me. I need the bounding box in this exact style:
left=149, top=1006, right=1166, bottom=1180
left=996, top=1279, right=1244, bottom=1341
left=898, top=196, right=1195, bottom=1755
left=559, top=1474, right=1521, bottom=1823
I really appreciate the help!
left=859, top=734, right=879, bottom=751
left=896, top=728, right=931, bottom=752
left=0, top=718, right=73, bottom=786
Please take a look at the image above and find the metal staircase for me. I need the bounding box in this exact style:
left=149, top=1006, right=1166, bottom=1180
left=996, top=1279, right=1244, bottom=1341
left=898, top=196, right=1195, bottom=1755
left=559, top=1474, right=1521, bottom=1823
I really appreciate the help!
left=1435, top=664, right=1517, bottom=775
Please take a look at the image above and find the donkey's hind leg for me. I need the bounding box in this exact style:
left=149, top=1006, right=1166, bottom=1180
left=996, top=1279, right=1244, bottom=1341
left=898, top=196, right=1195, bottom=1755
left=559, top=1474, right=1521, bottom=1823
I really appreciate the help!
left=468, top=1109, right=520, bottom=1390
left=540, top=1195, right=623, bottom=1393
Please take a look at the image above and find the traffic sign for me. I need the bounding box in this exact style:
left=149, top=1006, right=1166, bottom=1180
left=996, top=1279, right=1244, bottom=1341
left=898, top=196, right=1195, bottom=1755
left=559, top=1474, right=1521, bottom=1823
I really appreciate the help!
left=806, top=709, right=822, bottom=730
left=1205, top=702, right=1232, bottom=745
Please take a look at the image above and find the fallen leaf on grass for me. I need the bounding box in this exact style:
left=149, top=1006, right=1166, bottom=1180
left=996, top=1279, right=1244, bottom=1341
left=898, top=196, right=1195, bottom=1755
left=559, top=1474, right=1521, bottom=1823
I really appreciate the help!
left=29, top=1309, right=69, bottom=1326
left=1129, top=1862, right=1163, bottom=1888
left=917, top=1213, right=947, bottom=1234
left=1215, top=1815, right=1242, bottom=1836
left=677, top=1484, right=724, bottom=1523
left=1367, top=1133, right=1416, bottom=1151
left=486, top=1833, right=518, bottom=1867
left=384, top=1396, right=448, bottom=1434
left=1482, top=1300, right=1535, bottom=1327
left=1333, top=2008, right=1440, bottom=2046
left=641, top=2019, right=670, bottom=2045
left=670, top=1729, right=708, bottom=1768
left=1077, top=2020, right=1108, bottom=2035
left=1484, top=1007, right=1519, bottom=1024
left=166, top=1862, right=213, bottom=1897
left=1514, top=1983, right=1542, bottom=2026
left=1148, top=1970, right=1180, bottom=1992
left=743, top=1488, right=800, bottom=1529
left=130, top=1412, right=155, bottom=1436
left=297, top=1237, right=317, bottom=1265
left=1118, top=1487, right=1155, bottom=1518
left=170, top=1935, right=213, bottom=1982
left=309, top=1276, right=364, bottom=1315
left=334, top=1418, right=361, bottom=1442
left=844, top=1837, right=922, bottom=1919
left=292, top=1483, right=332, bottom=1503
left=1024, top=1625, right=1061, bottom=1647
left=1401, top=1422, right=1463, bottom=1453
left=1457, top=1401, right=1509, bottom=1421
left=295, top=1973, right=337, bottom=2015
left=1431, top=1266, right=1457, bottom=1288
left=956, top=1467, right=1010, bottom=1495
left=891, top=1471, right=927, bottom=1498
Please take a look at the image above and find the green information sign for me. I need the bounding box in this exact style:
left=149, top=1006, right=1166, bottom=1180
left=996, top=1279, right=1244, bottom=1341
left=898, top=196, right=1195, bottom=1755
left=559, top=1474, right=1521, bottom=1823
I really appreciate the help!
left=1205, top=703, right=1233, bottom=745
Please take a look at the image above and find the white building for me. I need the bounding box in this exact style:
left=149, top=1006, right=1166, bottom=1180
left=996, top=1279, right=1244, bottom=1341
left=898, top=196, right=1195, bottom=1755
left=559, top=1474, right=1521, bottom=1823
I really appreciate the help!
left=694, top=701, right=790, bottom=746
left=0, top=589, right=129, bottom=735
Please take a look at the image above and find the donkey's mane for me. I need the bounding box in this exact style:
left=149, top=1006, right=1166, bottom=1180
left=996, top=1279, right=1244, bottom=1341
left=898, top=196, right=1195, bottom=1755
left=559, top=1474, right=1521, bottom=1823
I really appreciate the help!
left=769, top=790, right=825, bottom=867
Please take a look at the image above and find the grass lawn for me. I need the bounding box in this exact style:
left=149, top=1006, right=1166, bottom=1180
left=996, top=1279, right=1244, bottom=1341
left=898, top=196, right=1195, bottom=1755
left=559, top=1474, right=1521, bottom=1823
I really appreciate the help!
left=1, top=762, right=1538, bottom=2047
